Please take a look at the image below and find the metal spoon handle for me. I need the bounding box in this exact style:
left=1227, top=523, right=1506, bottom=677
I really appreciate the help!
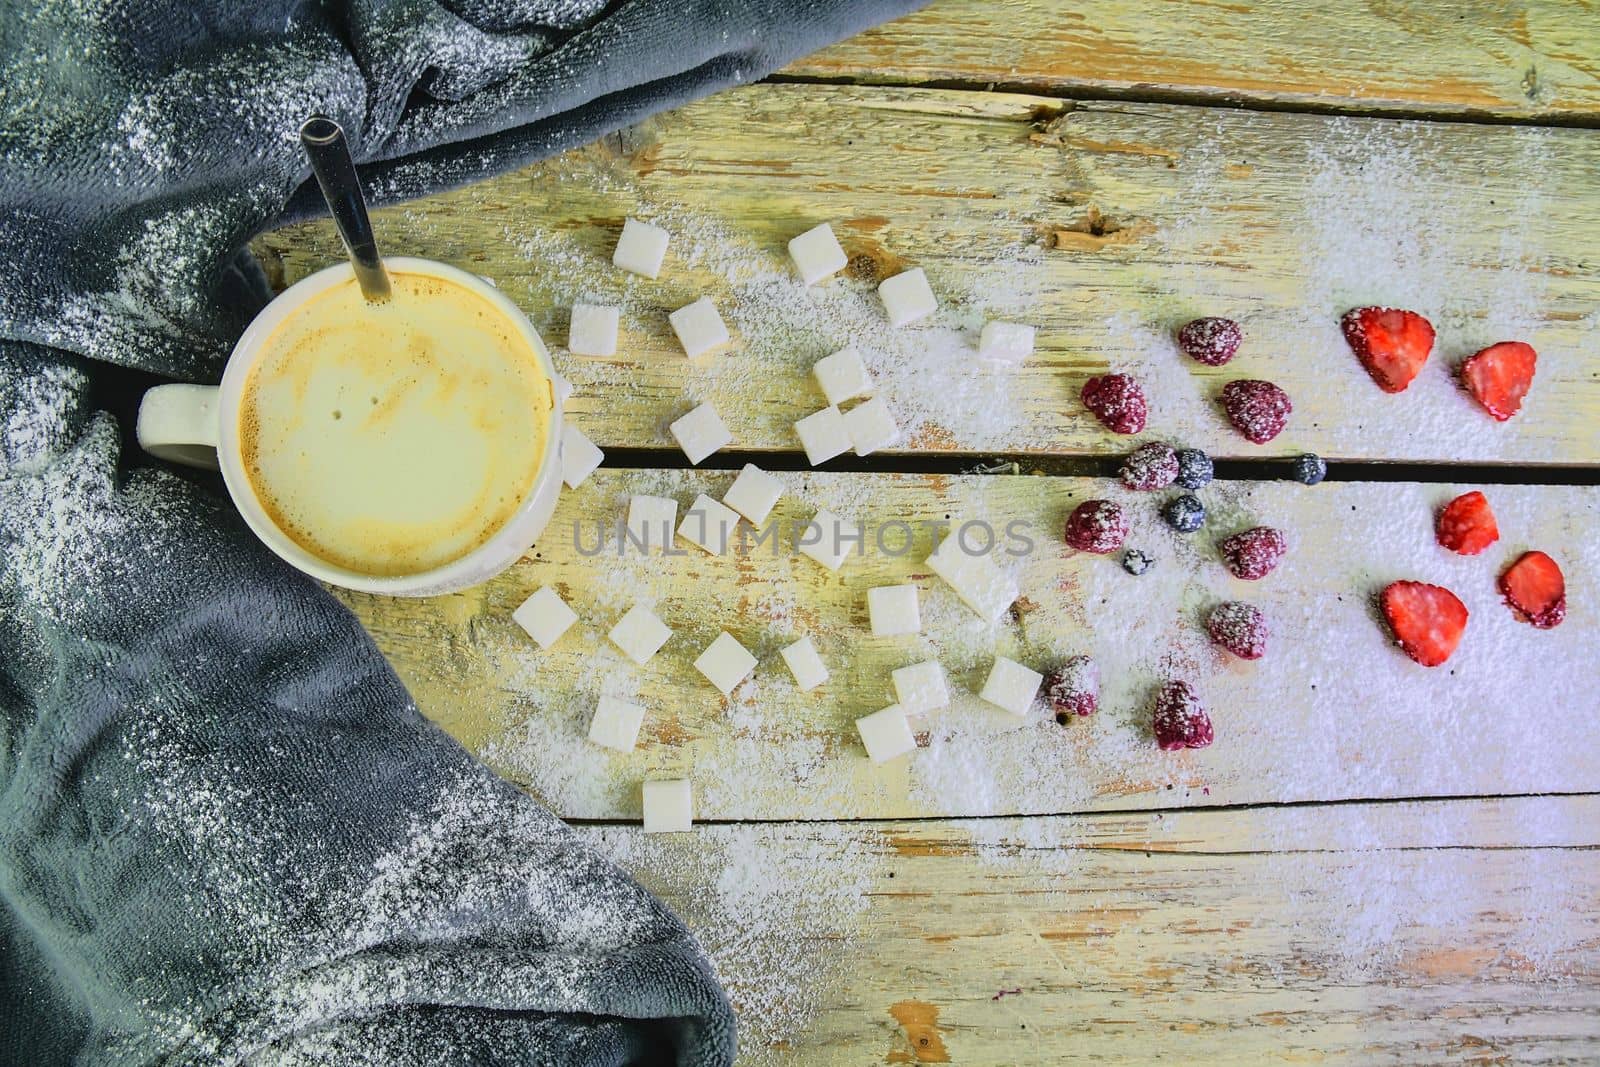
left=299, top=115, right=391, bottom=303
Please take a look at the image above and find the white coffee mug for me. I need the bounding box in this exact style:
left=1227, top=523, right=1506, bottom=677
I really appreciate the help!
left=137, top=256, right=567, bottom=597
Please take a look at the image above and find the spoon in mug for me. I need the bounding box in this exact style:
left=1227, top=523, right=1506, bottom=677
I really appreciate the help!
left=299, top=115, right=391, bottom=303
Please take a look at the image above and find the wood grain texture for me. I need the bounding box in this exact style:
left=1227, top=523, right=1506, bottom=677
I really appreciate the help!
left=588, top=795, right=1600, bottom=1064
left=256, top=85, right=1600, bottom=465
left=336, top=468, right=1600, bottom=821
left=785, top=0, right=1600, bottom=123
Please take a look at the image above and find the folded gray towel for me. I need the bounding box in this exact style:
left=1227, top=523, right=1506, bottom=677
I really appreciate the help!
left=0, top=1, right=925, bottom=1062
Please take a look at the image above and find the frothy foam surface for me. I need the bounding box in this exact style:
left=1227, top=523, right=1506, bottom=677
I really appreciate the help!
left=240, top=271, right=550, bottom=577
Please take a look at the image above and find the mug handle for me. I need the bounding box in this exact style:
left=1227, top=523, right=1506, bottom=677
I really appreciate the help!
left=137, top=384, right=222, bottom=470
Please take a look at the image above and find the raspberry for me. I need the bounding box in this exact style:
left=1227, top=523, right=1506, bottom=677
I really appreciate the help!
left=1174, top=448, right=1213, bottom=490
left=1119, top=442, right=1179, bottom=491
left=1081, top=374, right=1147, bottom=435
left=1218, top=526, right=1286, bottom=580
left=1045, top=656, right=1098, bottom=722
left=1206, top=601, right=1268, bottom=660
left=1290, top=454, right=1326, bottom=485
left=1121, top=549, right=1154, bottom=575
left=1162, top=494, right=1205, bottom=533
left=1221, top=379, right=1292, bottom=444
left=1152, top=681, right=1213, bottom=750
left=1064, top=500, right=1128, bottom=553
left=1177, top=317, right=1242, bottom=366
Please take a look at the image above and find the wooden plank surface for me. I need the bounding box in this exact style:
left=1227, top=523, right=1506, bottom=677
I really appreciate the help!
left=337, top=469, right=1600, bottom=821
left=585, top=795, right=1600, bottom=1063
left=785, top=0, right=1600, bottom=123
left=257, top=86, right=1600, bottom=465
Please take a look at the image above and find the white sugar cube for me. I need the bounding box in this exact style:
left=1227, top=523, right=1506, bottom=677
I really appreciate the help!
left=722, top=464, right=782, bottom=525
left=511, top=586, right=577, bottom=650
left=798, top=509, right=859, bottom=571
left=892, top=660, right=949, bottom=714
left=642, top=779, right=692, bottom=833
left=677, top=494, right=739, bottom=555
left=812, top=346, right=874, bottom=406
left=787, top=222, right=848, bottom=285
left=626, top=494, right=677, bottom=553
left=878, top=267, right=937, bottom=327
left=981, top=656, right=1043, bottom=718
left=608, top=603, right=672, bottom=666
left=670, top=402, right=732, bottom=465
left=780, top=636, right=828, bottom=691
left=927, top=531, right=1019, bottom=623
left=669, top=297, right=730, bottom=359
left=693, top=631, right=757, bottom=695
left=867, top=584, right=921, bottom=637
left=559, top=423, right=604, bottom=489
left=568, top=304, right=619, bottom=357
left=843, top=396, right=900, bottom=456
left=613, top=218, right=670, bottom=279
left=978, top=321, right=1034, bottom=363
left=856, top=705, right=916, bottom=763
left=794, top=405, right=851, bottom=466
left=588, top=696, right=646, bottom=752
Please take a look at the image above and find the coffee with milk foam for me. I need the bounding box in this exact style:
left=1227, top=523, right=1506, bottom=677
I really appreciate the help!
left=240, top=271, right=552, bottom=577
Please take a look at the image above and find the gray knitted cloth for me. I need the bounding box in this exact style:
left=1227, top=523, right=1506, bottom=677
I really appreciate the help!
left=0, top=1, right=924, bottom=1062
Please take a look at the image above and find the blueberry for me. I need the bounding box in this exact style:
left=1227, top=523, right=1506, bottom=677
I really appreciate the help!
left=1121, top=549, right=1154, bottom=575
left=1290, top=453, right=1327, bottom=485
left=1162, top=494, right=1206, bottom=533
left=1174, top=448, right=1213, bottom=490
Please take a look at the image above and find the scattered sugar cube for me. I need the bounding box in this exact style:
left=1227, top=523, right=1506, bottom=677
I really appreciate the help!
left=855, top=705, right=916, bottom=763
left=670, top=402, right=732, bottom=465
left=892, top=660, right=949, bottom=714
left=981, top=656, right=1043, bottom=718
left=669, top=297, right=730, bottom=359
left=626, top=494, right=677, bottom=552
left=588, top=696, right=646, bottom=752
left=642, top=779, right=692, bottom=833
left=568, top=304, right=619, bottom=356
left=677, top=494, right=740, bottom=555
left=878, top=267, right=937, bottom=327
left=559, top=423, right=604, bottom=489
left=612, top=218, right=670, bottom=279
left=780, top=636, right=828, bottom=691
left=693, top=631, right=758, bottom=695
left=608, top=603, right=672, bottom=666
left=787, top=222, right=848, bottom=285
left=722, top=464, right=782, bottom=525
left=867, top=584, right=921, bottom=637
left=798, top=509, right=859, bottom=571
left=926, top=531, right=1019, bottom=623
left=511, top=586, right=577, bottom=650
left=843, top=396, right=900, bottom=456
left=812, top=346, right=874, bottom=406
left=794, top=405, right=851, bottom=466
left=978, top=321, right=1035, bottom=363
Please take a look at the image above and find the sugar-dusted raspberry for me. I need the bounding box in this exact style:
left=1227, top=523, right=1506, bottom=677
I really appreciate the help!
left=1152, top=680, right=1213, bottom=750
left=1045, top=656, right=1098, bottom=722
left=1221, top=379, right=1292, bottom=444
left=1081, top=374, right=1147, bottom=435
left=1120, top=442, right=1180, bottom=491
left=1177, top=317, right=1242, bottom=366
left=1206, top=601, right=1269, bottom=660
left=1065, top=500, right=1128, bottom=553
left=1218, top=526, right=1287, bottom=580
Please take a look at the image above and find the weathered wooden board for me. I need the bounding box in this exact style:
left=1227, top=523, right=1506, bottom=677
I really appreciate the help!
left=336, top=469, right=1600, bottom=821
left=585, top=795, right=1600, bottom=1063
left=257, top=86, right=1600, bottom=465
left=786, top=0, right=1600, bottom=123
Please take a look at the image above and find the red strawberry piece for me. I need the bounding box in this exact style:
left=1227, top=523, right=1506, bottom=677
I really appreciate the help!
left=1119, top=442, right=1180, bottom=491
left=1081, top=374, right=1148, bottom=435
left=1217, top=526, right=1286, bottom=580
left=1461, top=341, right=1536, bottom=421
left=1221, top=379, right=1292, bottom=444
left=1064, top=500, right=1128, bottom=553
left=1499, top=551, right=1566, bottom=629
left=1177, top=317, right=1242, bottom=366
left=1206, top=601, right=1269, bottom=660
left=1152, top=681, right=1213, bottom=751
left=1380, top=581, right=1469, bottom=667
left=1341, top=307, right=1435, bottom=393
left=1045, top=656, right=1099, bottom=722
left=1435, top=491, right=1499, bottom=556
